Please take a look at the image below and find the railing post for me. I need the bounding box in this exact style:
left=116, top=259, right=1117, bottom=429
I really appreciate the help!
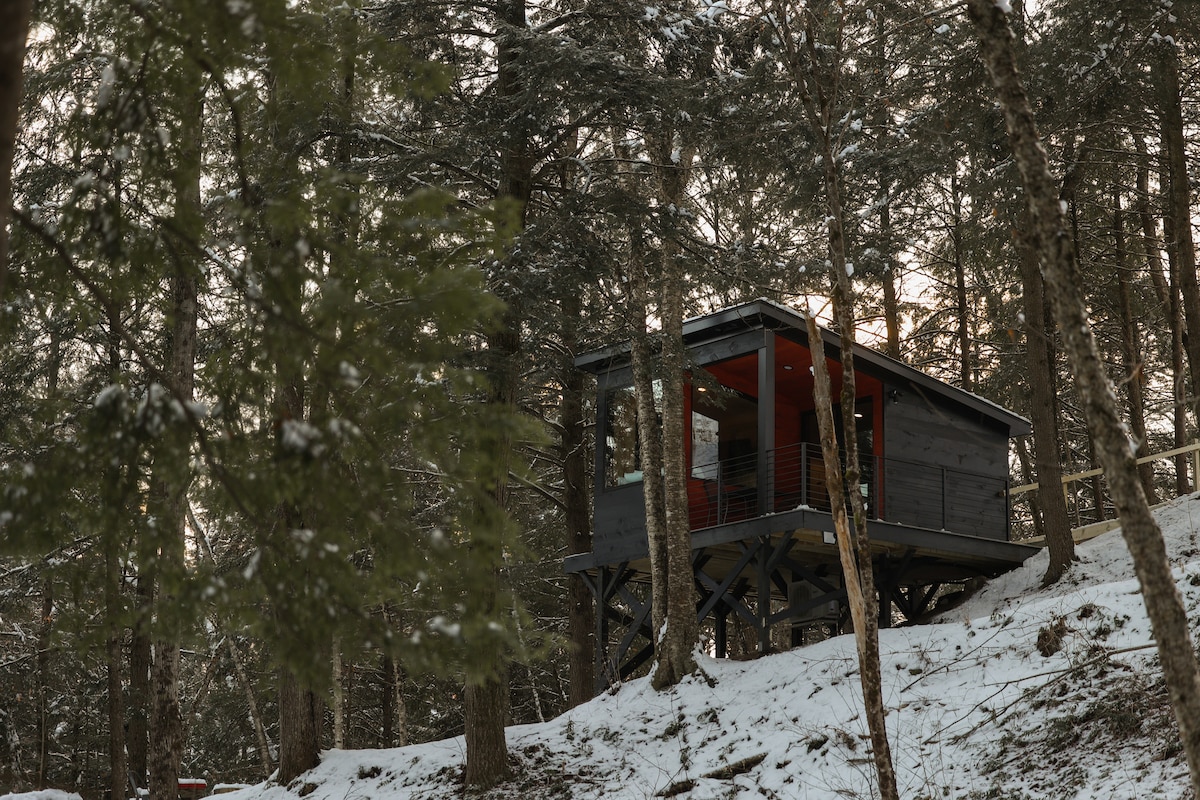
left=801, top=442, right=808, bottom=508
left=1193, top=444, right=1199, bottom=494
left=716, top=460, right=724, bottom=524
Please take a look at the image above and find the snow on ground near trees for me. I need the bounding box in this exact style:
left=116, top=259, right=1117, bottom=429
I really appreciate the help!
left=230, top=495, right=1200, bottom=799
left=2, top=792, right=84, bottom=800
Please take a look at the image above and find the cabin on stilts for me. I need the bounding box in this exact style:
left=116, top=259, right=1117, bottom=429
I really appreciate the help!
left=566, top=299, right=1038, bottom=689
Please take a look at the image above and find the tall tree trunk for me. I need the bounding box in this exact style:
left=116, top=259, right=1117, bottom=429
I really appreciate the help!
left=227, top=636, right=273, bottom=778
left=127, top=576, right=151, bottom=789
left=951, top=174, right=971, bottom=389
left=1113, top=188, right=1157, bottom=502
left=278, top=669, right=322, bottom=784
left=36, top=580, right=50, bottom=787
left=380, top=652, right=408, bottom=747
left=873, top=11, right=900, bottom=360
left=1015, top=211, right=1075, bottom=585
left=1134, top=136, right=1172, bottom=312
left=770, top=5, right=899, bottom=796
left=331, top=644, right=345, bottom=749
left=1157, top=32, right=1200, bottom=435
left=463, top=0, right=533, bottom=784
left=628, top=255, right=668, bottom=642
left=650, top=132, right=699, bottom=690
left=561, top=289, right=595, bottom=705
left=968, top=3, right=1200, bottom=793
left=106, top=542, right=127, bottom=800
left=0, top=0, right=32, bottom=298
left=147, top=62, right=202, bottom=800
left=1160, top=144, right=1194, bottom=495
left=619, top=140, right=669, bottom=646
left=1137, top=135, right=1189, bottom=494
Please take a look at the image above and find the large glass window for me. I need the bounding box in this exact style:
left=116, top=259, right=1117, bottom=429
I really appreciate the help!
left=691, top=385, right=758, bottom=486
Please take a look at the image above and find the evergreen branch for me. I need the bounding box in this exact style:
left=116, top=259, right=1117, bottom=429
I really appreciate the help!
left=11, top=207, right=271, bottom=534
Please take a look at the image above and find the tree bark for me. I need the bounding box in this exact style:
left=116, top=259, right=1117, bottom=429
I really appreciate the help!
left=967, top=2, right=1200, bottom=793
left=1136, top=135, right=1190, bottom=494
left=627, top=225, right=668, bottom=647
left=1156, top=33, right=1200, bottom=435
left=649, top=131, right=699, bottom=691
left=0, top=0, right=32, bottom=299
left=127, top=576, right=151, bottom=789
left=1159, top=144, right=1194, bottom=496
left=463, top=0, right=533, bottom=782
left=226, top=636, right=274, bottom=778
left=148, top=61, right=202, bottom=800
left=873, top=11, right=901, bottom=361
left=561, top=289, right=595, bottom=705
left=951, top=174, right=971, bottom=389
left=1014, top=211, right=1075, bottom=584
left=332, top=644, right=345, bottom=749
left=769, top=5, right=899, bottom=796
left=278, top=669, right=322, bottom=784
left=106, top=534, right=127, bottom=800
left=1113, top=188, right=1157, bottom=502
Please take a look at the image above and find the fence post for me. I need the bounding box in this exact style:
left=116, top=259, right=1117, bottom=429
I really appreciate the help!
left=1193, top=445, right=1199, bottom=495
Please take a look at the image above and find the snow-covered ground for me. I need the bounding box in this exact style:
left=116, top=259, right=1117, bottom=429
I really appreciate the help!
left=20, top=495, right=1200, bottom=800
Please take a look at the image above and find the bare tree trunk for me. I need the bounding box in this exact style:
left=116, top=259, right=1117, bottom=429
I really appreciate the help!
left=1159, top=146, right=1194, bottom=496
left=1015, top=212, right=1075, bottom=584
left=148, top=62, right=202, bottom=800
left=36, top=581, right=50, bottom=788
left=226, top=637, right=273, bottom=778
left=331, top=643, right=345, bottom=749
left=106, top=536, right=127, bottom=800
left=557, top=120, right=595, bottom=702
left=1113, top=188, right=1157, bottom=502
left=649, top=131, right=699, bottom=690
left=1135, top=136, right=1172, bottom=312
left=0, top=0, right=32, bottom=298
left=627, top=229, right=668, bottom=643
left=380, top=653, right=407, bottom=747
left=278, top=669, right=322, bottom=784
left=1157, top=33, right=1200, bottom=433
left=873, top=12, right=900, bottom=361
left=968, top=3, right=1200, bottom=793
left=562, top=290, right=595, bottom=705
left=127, top=577, right=151, bottom=789
left=1137, top=135, right=1190, bottom=494
left=768, top=5, right=899, bottom=796
left=951, top=175, right=971, bottom=389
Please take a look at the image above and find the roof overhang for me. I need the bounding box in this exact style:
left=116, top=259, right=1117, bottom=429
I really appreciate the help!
left=575, top=298, right=1032, bottom=438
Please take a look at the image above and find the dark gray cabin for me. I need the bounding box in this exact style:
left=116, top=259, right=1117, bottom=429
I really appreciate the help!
left=568, top=299, right=1037, bottom=687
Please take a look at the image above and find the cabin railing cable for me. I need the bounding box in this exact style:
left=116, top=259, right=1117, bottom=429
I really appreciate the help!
left=688, top=442, right=1006, bottom=535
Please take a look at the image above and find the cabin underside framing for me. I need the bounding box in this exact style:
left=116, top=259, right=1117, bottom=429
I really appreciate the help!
left=576, top=527, right=1004, bottom=691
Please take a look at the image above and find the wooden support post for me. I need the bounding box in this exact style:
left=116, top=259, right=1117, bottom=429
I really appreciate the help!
left=715, top=605, right=728, bottom=659
left=593, top=568, right=609, bottom=693
left=757, top=538, right=771, bottom=653
left=876, top=558, right=892, bottom=630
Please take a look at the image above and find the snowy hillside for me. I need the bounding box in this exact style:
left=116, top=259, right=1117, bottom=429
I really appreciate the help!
left=44, top=496, right=1200, bottom=800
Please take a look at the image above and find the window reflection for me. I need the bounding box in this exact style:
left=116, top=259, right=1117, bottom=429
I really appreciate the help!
left=604, top=382, right=661, bottom=488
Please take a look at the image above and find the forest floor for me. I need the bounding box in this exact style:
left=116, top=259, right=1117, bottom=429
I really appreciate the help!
left=14, top=495, right=1200, bottom=799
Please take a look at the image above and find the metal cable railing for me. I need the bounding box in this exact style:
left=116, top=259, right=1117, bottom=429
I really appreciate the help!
left=688, top=441, right=1009, bottom=539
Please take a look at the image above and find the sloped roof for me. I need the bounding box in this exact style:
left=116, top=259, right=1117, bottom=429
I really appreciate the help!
left=576, top=298, right=1032, bottom=437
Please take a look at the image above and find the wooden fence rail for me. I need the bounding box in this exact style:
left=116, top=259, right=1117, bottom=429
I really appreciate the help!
left=1010, top=441, right=1200, bottom=545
